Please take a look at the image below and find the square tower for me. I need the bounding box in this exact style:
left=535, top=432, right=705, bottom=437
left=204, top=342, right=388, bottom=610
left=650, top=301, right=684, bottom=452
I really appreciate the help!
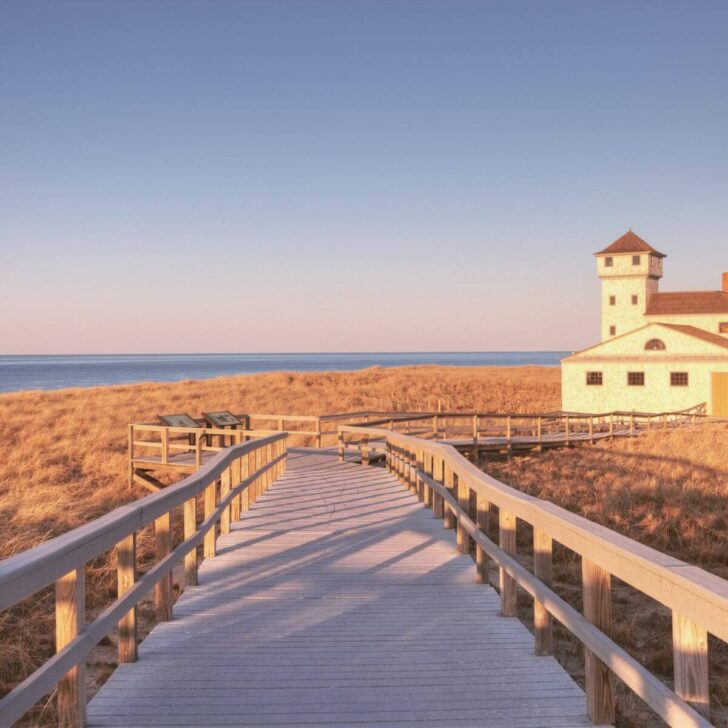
left=594, top=230, right=665, bottom=341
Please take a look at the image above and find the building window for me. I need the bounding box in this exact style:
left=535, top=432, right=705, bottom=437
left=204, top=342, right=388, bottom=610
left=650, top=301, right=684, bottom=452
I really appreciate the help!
left=605, top=256, right=613, bottom=267
left=609, top=325, right=616, bottom=336
left=632, top=255, right=641, bottom=265
left=720, top=322, right=728, bottom=334
left=609, top=295, right=616, bottom=305
left=671, top=372, right=689, bottom=387
left=586, top=372, right=603, bottom=386
left=631, top=295, right=638, bottom=305
left=645, top=338, right=666, bottom=350
left=628, top=372, right=645, bottom=386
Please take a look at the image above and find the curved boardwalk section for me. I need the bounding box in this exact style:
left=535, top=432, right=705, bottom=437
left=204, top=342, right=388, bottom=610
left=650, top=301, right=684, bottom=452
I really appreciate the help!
left=88, top=449, right=597, bottom=727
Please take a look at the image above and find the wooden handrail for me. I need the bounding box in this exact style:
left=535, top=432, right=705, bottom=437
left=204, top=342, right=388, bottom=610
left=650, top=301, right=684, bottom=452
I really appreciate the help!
left=339, top=424, right=727, bottom=726
left=0, top=432, right=287, bottom=727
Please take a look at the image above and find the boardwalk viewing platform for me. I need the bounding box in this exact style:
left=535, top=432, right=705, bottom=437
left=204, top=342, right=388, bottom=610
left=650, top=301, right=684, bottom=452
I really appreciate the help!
left=0, top=409, right=726, bottom=728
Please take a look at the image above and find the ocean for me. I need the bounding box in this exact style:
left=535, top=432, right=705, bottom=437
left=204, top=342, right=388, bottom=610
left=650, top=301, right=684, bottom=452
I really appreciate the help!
left=0, top=352, right=568, bottom=393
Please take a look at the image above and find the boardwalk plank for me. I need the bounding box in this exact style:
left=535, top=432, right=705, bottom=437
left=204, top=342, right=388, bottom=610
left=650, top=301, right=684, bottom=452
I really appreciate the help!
left=89, top=449, right=600, bottom=728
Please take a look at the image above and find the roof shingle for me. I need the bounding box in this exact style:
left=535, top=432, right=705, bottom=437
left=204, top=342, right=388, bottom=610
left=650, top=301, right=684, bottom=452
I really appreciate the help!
left=645, top=291, right=728, bottom=316
left=594, top=230, right=666, bottom=258
left=659, top=324, right=728, bottom=349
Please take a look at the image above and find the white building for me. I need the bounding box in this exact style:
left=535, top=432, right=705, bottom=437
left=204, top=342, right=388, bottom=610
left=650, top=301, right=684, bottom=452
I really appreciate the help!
left=561, top=231, right=728, bottom=416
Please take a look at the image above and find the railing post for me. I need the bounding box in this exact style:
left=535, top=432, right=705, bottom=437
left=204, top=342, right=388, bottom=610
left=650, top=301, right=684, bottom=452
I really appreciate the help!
left=240, top=451, right=251, bottom=512
left=533, top=529, right=553, bottom=655
left=443, top=464, right=455, bottom=529
left=630, top=414, right=635, bottom=436
left=672, top=613, right=710, bottom=718
left=588, top=417, right=594, bottom=444
left=316, top=418, right=322, bottom=448
left=432, top=415, right=438, bottom=440
left=536, top=417, right=542, bottom=450
left=475, top=494, right=489, bottom=584
left=564, top=415, right=570, bottom=445
left=582, top=558, right=615, bottom=724
left=128, top=424, right=134, bottom=489
left=472, top=414, right=478, bottom=450
left=456, top=474, right=470, bottom=554
left=499, top=510, right=517, bottom=616
left=56, top=568, right=86, bottom=728
left=230, top=452, right=241, bottom=523
left=116, top=534, right=137, bottom=663
left=220, top=467, right=231, bottom=534
left=410, top=447, right=419, bottom=494
left=161, top=427, right=169, bottom=465
left=155, top=512, right=172, bottom=621
left=338, top=431, right=345, bottom=462
left=361, top=434, right=370, bottom=466
left=423, top=450, right=433, bottom=508
left=204, top=480, right=217, bottom=558
left=183, top=496, right=198, bottom=586
left=432, top=454, right=444, bottom=518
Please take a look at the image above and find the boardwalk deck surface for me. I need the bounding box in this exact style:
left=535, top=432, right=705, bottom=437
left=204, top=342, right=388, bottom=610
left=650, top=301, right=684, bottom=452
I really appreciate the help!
left=89, top=449, right=599, bottom=727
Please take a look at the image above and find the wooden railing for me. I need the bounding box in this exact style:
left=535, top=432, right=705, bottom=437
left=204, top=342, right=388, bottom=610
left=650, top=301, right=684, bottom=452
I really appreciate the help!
left=355, top=403, right=707, bottom=448
left=338, top=424, right=727, bottom=728
left=0, top=433, right=287, bottom=727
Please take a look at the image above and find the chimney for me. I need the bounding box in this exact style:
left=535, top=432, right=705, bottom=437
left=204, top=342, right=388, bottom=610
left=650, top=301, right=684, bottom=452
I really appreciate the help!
left=724, top=272, right=728, bottom=293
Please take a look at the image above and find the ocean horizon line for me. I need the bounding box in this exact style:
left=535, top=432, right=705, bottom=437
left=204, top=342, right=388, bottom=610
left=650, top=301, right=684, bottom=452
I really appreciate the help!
left=0, top=351, right=570, bottom=394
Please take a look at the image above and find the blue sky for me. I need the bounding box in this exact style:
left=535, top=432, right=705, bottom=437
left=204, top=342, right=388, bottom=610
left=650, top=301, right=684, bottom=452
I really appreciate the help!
left=2, top=0, right=727, bottom=353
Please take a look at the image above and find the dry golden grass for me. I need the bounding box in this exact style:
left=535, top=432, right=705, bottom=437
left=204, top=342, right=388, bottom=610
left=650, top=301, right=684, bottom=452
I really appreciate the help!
left=0, top=364, right=726, bottom=727
left=480, top=425, right=728, bottom=727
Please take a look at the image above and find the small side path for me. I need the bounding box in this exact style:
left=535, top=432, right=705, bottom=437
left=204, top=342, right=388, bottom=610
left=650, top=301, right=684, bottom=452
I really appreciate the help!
left=88, top=449, right=599, bottom=727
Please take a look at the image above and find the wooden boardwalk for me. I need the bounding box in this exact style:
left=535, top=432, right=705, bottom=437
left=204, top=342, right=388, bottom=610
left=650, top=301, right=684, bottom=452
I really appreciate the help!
left=88, top=449, right=598, bottom=728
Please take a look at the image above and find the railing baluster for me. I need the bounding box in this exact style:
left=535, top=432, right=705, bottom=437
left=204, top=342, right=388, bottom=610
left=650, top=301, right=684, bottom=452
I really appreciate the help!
left=116, top=534, right=137, bottom=663
left=499, top=509, right=517, bottom=616
left=582, top=557, right=615, bottom=724
left=672, top=612, right=710, bottom=718
left=155, top=512, right=172, bottom=621
left=533, top=529, right=552, bottom=655
left=55, top=568, right=86, bottom=728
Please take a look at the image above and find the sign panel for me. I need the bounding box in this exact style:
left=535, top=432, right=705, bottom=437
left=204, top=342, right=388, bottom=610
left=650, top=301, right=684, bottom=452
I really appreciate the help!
left=158, top=413, right=200, bottom=428
left=203, top=411, right=243, bottom=428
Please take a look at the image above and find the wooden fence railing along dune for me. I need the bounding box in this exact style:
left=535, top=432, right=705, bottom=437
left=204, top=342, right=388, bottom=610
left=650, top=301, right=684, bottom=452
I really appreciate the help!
left=0, top=433, right=287, bottom=727
left=338, top=423, right=728, bottom=728
left=128, top=404, right=707, bottom=487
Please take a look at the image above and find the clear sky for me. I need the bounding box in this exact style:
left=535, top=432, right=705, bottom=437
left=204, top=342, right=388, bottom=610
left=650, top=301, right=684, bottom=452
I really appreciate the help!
left=2, top=0, right=727, bottom=354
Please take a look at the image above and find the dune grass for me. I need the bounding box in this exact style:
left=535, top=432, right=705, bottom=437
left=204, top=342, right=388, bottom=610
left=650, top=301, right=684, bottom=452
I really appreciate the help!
left=0, top=364, right=725, bottom=726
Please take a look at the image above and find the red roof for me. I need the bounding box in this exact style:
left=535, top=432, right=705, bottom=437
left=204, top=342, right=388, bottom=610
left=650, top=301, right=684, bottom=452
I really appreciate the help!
left=659, top=324, right=728, bottom=349
left=645, top=291, right=728, bottom=315
left=594, top=230, right=666, bottom=258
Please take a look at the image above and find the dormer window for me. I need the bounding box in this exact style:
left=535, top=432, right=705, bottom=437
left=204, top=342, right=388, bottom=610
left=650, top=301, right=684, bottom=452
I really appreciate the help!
left=645, top=338, right=666, bottom=351
left=605, top=257, right=613, bottom=267
left=609, top=325, right=616, bottom=336
left=632, top=255, right=641, bottom=265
